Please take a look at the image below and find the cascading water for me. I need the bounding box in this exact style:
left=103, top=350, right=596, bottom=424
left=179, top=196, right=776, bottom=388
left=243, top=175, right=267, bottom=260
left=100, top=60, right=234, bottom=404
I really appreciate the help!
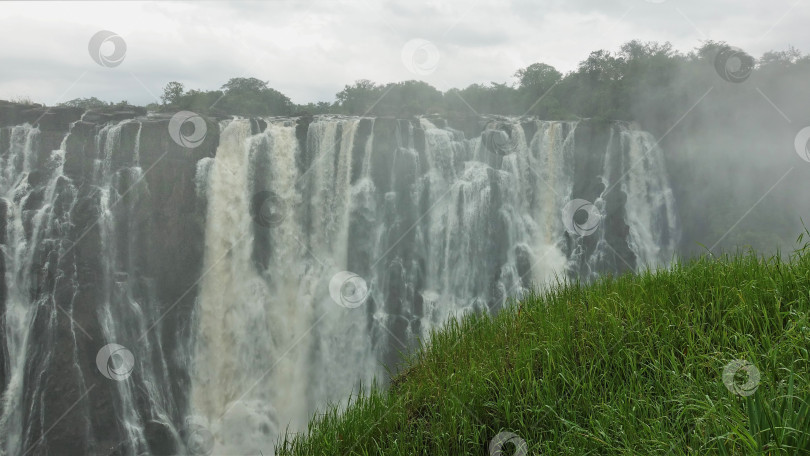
left=92, top=120, right=183, bottom=454
left=619, top=127, right=679, bottom=267
left=189, top=115, right=680, bottom=452
left=0, top=111, right=679, bottom=455
left=0, top=124, right=52, bottom=455
left=0, top=115, right=203, bottom=455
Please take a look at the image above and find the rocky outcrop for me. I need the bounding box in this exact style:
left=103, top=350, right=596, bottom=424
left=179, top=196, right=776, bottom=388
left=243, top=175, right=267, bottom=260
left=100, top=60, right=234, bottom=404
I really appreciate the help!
left=569, top=120, right=636, bottom=275
left=0, top=101, right=213, bottom=455
left=0, top=101, right=675, bottom=455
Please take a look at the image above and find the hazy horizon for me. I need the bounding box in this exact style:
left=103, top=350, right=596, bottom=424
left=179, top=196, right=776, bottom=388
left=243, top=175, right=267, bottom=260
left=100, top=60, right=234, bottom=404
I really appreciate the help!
left=2, top=0, right=809, bottom=106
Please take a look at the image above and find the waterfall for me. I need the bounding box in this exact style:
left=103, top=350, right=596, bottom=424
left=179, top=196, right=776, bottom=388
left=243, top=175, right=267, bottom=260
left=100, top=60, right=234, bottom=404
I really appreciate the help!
left=0, top=117, right=195, bottom=455
left=0, top=124, right=46, bottom=455
left=0, top=112, right=679, bottom=455
left=189, top=115, right=680, bottom=452
left=93, top=120, right=181, bottom=454
left=619, top=126, right=679, bottom=267
left=190, top=118, right=381, bottom=454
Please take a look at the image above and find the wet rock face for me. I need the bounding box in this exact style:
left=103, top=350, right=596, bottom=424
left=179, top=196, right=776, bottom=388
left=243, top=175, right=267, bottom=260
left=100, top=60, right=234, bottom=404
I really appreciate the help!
left=0, top=100, right=147, bottom=133
left=0, top=102, right=213, bottom=456
left=0, top=102, right=675, bottom=454
left=0, top=197, right=6, bottom=394
left=569, top=120, right=637, bottom=275
left=0, top=100, right=82, bottom=132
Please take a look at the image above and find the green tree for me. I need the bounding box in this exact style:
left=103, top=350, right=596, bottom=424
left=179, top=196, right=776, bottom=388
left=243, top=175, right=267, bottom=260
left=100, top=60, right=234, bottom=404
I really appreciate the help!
left=221, top=77, right=269, bottom=94
left=375, top=80, right=444, bottom=117
left=161, top=81, right=185, bottom=106
left=335, top=80, right=383, bottom=115
left=59, top=97, right=109, bottom=109
left=759, top=46, right=803, bottom=68
left=218, top=77, right=293, bottom=116
left=443, top=83, right=520, bottom=116
left=515, top=63, right=561, bottom=93
left=178, top=89, right=224, bottom=113
left=514, top=63, right=562, bottom=115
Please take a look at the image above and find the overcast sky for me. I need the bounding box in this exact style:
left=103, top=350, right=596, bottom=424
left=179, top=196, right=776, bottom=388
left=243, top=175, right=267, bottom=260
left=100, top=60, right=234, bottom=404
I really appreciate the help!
left=1, top=0, right=808, bottom=106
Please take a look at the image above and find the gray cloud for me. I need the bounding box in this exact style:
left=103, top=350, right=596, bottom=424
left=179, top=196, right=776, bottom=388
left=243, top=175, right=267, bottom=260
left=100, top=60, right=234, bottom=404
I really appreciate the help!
left=0, top=0, right=808, bottom=105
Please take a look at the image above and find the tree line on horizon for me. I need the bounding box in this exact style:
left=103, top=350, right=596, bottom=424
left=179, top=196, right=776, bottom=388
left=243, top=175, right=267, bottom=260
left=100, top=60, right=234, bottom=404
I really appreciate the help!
left=57, top=40, right=810, bottom=126
left=43, top=38, right=810, bottom=260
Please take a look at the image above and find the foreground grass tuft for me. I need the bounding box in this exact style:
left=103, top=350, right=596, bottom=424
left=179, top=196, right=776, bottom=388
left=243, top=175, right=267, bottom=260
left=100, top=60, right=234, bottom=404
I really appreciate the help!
left=279, top=243, right=810, bottom=455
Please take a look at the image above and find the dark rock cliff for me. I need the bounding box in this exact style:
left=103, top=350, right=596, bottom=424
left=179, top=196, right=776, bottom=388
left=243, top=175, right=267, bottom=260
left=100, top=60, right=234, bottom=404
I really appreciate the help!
left=0, top=101, right=651, bottom=455
left=0, top=102, right=214, bottom=455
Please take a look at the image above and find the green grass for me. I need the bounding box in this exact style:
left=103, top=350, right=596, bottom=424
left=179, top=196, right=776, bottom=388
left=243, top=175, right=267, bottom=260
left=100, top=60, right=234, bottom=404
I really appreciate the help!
left=279, top=239, right=810, bottom=455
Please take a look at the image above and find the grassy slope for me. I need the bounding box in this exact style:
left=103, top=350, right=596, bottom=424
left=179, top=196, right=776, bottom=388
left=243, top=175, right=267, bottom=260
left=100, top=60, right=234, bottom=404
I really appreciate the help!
left=279, top=246, right=810, bottom=455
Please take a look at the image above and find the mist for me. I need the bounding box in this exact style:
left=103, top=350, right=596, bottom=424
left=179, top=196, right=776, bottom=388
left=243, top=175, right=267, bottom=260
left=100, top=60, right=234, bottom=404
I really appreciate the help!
left=1, top=1, right=809, bottom=455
